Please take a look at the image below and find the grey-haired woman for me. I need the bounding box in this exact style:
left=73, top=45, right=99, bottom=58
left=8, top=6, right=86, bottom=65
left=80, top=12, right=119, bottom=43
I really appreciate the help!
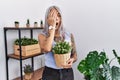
left=38, top=6, right=77, bottom=80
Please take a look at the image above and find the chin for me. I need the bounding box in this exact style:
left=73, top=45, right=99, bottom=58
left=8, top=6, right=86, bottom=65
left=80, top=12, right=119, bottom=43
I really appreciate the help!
left=55, top=28, right=58, bottom=31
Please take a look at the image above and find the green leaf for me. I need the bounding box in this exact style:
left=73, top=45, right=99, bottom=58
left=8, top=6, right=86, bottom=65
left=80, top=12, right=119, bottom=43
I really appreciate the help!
left=78, top=51, right=107, bottom=80
left=52, top=41, right=71, bottom=54
left=112, top=66, right=120, bottom=80
left=14, top=37, right=38, bottom=46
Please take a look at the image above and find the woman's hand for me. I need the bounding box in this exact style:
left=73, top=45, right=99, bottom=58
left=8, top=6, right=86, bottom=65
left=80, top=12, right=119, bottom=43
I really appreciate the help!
left=47, top=9, right=57, bottom=27
left=62, top=58, right=74, bottom=68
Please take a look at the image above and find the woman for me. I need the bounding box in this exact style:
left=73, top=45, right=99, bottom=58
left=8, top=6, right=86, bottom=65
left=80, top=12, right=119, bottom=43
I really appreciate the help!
left=38, top=6, right=77, bottom=80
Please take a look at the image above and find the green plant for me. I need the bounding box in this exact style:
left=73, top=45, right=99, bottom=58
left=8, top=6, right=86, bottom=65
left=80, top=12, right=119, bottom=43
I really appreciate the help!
left=27, top=19, right=30, bottom=24
left=14, top=36, right=38, bottom=46
left=40, top=20, right=43, bottom=25
left=77, top=50, right=120, bottom=80
left=34, top=22, right=37, bottom=24
left=52, top=41, right=71, bottom=54
left=99, top=50, right=120, bottom=80
left=14, top=21, right=19, bottom=24
left=78, top=51, right=106, bottom=80
left=24, top=64, right=33, bottom=74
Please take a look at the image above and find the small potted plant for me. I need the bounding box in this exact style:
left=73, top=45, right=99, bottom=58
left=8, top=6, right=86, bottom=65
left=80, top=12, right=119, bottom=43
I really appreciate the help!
left=26, top=19, right=30, bottom=28
left=34, top=22, right=38, bottom=27
left=52, top=41, right=71, bottom=67
left=40, top=20, right=43, bottom=28
left=24, top=64, right=33, bottom=80
left=14, top=21, right=19, bottom=28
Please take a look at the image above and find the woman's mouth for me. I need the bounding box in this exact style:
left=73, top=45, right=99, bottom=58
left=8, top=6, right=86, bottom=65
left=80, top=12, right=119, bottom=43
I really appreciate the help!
left=56, top=23, right=58, bottom=26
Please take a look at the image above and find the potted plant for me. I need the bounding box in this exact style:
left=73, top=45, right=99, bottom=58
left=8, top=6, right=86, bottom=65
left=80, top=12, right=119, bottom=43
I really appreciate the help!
left=34, top=22, right=38, bottom=27
left=52, top=41, right=71, bottom=68
left=40, top=20, right=43, bottom=28
left=24, top=64, right=33, bottom=80
left=77, top=50, right=120, bottom=80
left=14, top=36, right=41, bottom=56
left=14, top=21, right=19, bottom=28
left=26, top=19, right=30, bottom=28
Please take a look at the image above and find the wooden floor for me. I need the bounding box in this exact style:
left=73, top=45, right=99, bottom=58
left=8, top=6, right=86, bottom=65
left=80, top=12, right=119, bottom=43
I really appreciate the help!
left=14, top=67, right=44, bottom=80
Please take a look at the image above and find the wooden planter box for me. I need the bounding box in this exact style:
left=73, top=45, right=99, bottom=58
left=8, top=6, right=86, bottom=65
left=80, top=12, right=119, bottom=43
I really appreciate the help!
left=14, top=43, right=41, bottom=56
left=54, top=53, right=71, bottom=68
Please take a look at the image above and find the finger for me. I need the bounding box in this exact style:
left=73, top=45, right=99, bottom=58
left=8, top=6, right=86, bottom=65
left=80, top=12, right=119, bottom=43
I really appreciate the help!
left=50, top=8, right=54, bottom=14
left=64, top=65, right=71, bottom=69
left=53, top=12, right=57, bottom=19
left=49, top=8, right=54, bottom=16
left=49, top=12, right=53, bottom=17
left=48, top=9, right=54, bottom=17
left=51, top=9, right=56, bottom=17
left=48, top=13, right=51, bottom=19
left=53, top=12, right=57, bottom=20
left=66, top=58, right=71, bottom=63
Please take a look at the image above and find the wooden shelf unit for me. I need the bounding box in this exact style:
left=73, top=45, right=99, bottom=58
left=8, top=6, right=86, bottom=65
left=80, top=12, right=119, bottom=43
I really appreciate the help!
left=4, top=27, right=44, bottom=80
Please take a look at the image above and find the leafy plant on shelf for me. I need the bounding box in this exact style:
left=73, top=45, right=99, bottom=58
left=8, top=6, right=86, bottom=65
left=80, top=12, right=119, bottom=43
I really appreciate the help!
left=27, top=19, right=30, bottom=24
left=14, top=37, right=38, bottom=46
left=52, top=41, right=71, bottom=54
left=14, top=21, right=19, bottom=24
left=40, top=20, right=43, bottom=25
left=24, top=64, right=33, bottom=74
left=77, top=50, right=120, bottom=80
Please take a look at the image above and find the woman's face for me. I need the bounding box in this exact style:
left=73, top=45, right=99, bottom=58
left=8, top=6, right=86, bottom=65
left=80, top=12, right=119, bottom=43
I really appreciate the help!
left=48, top=8, right=61, bottom=30
left=55, top=9, right=61, bottom=30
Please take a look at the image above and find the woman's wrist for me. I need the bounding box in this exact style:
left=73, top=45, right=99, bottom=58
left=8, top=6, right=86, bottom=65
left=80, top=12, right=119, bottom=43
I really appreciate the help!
left=71, top=57, right=75, bottom=62
left=49, top=26, right=56, bottom=30
left=71, top=56, right=77, bottom=63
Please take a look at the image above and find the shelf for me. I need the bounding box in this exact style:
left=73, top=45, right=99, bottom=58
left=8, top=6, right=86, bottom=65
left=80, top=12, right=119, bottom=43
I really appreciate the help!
left=14, top=67, right=44, bottom=80
left=4, top=26, right=44, bottom=80
left=8, top=53, right=44, bottom=60
left=4, top=27, right=44, bottom=30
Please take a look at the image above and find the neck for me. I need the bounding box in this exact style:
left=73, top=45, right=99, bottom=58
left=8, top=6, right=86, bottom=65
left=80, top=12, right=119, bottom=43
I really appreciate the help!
left=55, top=30, right=60, bottom=37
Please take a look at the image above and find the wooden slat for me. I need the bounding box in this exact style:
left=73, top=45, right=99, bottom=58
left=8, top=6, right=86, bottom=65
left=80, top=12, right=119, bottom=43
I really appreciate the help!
left=14, top=67, right=44, bottom=80
left=4, top=27, right=43, bottom=30
left=14, top=44, right=41, bottom=56
left=8, top=53, right=44, bottom=60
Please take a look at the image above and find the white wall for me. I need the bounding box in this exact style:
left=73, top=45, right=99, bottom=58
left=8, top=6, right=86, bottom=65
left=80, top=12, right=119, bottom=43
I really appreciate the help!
left=1, top=0, right=120, bottom=80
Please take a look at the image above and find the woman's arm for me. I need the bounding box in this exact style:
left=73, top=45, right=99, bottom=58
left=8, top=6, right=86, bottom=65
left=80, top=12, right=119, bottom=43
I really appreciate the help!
left=70, top=33, right=77, bottom=62
left=38, top=8, right=57, bottom=53
left=38, top=28, right=55, bottom=53
left=62, top=33, right=77, bottom=68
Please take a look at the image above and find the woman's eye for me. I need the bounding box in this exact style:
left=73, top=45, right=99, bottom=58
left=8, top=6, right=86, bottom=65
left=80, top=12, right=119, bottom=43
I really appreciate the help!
left=57, top=13, right=61, bottom=17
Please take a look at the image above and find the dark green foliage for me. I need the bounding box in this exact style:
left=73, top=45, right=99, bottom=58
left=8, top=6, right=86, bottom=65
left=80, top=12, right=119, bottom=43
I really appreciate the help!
left=112, top=66, right=120, bottom=80
left=24, top=64, right=33, bottom=74
left=14, top=21, right=19, bottom=24
left=77, top=51, right=107, bottom=80
left=14, top=37, right=38, bottom=46
left=113, top=49, right=120, bottom=64
left=34, top=22, right=37, bottom=24
left=27, top=19, right=30, bottom=24
left=52, top=41, right=71, bottom=54
left=40, top=20, right=43, bottom=25
left=78, top=50, right=120, bottom=80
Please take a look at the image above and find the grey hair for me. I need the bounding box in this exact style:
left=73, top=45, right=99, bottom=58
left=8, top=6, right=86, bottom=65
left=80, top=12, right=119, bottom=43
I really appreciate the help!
left=42, top=6, right=65, bottom=39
